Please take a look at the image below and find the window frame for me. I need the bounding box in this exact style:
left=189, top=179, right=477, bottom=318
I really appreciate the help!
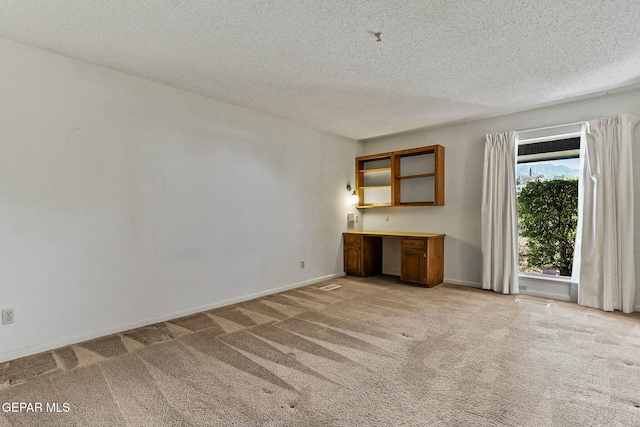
left=515, top=129, right=582, bottom=282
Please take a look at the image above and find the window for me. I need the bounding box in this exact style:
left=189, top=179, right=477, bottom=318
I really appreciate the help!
left=516, top=134, right=580, bottom=278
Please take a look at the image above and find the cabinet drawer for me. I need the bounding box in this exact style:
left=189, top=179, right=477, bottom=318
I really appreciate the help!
left=344, top=235, right=362, bottom=248
left=402, top=238, right=426, bottom=249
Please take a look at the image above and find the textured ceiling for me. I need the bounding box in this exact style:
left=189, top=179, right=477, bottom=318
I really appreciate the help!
left=1, top=1, right=639, bottom=140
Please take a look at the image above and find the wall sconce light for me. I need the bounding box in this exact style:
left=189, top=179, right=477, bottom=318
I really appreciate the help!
left=346, top=184, right=359, bottom=204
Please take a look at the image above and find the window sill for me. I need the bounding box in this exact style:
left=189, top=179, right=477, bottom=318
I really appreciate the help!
left=518, top=272, right=573, bottom=284
left=518, top=272, right=577, bottom=302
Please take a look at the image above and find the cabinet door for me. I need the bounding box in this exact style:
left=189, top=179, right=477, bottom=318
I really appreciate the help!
left=343, top=235, right=363, bottom=275
left=344, top=245, right=362, bottom=275
left=401, top=246, right=426, bottom=285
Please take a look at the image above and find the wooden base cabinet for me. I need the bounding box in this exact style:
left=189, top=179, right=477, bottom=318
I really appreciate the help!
left=400, top=237, right=444, bottom=287
left=343, top=231, right=445, bottom=287
left=343, top=234, right=382, bottom=277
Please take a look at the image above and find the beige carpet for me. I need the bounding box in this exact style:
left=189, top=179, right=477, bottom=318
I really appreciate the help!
left=1, top=275, right=640, bottom=426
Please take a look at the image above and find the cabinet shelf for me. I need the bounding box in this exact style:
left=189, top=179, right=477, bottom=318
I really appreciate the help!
left=397, top=173, right=436, bottom=179
left=359, top=167, right=392, bottom=173
left=358, top=203, right=392, bottom=208
left=397, top=201, right=437, bottom=206
left=359, top=185, right=392, bottom=190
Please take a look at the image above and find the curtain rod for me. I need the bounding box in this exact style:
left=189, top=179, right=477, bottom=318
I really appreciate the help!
left=516, top=120, right=585, bottom=134
left=516, top=113, right=628, bottom=133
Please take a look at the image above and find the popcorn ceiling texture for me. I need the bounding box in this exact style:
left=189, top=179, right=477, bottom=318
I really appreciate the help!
left=0, top=0, right=639, bottom=139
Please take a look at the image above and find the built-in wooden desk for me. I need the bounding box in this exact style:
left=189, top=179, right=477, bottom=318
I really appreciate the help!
left=343, top=231, right=445, bottom=287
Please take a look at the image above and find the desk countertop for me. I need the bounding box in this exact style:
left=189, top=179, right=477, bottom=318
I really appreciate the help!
left=343, top=230, right=446, bottom=239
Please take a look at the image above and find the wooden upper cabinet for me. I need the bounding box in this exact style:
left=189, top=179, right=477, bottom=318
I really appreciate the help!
left=394, top=145, right=445, bottom=206
left=355, top=153, right=393, bottom=208
left=355, top=145, right=444, bottom=208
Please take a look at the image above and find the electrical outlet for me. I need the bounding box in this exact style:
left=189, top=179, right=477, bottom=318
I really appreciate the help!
left=2, top=308, right=15, bottom=325
left=301, top=261, right=305, bottom=269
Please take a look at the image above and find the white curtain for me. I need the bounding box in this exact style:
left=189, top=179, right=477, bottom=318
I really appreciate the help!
left=482, top=131, right=519, bottom=294
left=574, top=114, right=638, bottom=313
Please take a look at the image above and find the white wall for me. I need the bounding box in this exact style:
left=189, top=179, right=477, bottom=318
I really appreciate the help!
left=360, top=88, right=640, bottom=307
left=0, top=38, right=358, bottom=363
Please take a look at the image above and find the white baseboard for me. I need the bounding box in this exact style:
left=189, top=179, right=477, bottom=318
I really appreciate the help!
left=0, top=273, right=342, bottom=364
left=444, top=278, right=482, bottom=288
